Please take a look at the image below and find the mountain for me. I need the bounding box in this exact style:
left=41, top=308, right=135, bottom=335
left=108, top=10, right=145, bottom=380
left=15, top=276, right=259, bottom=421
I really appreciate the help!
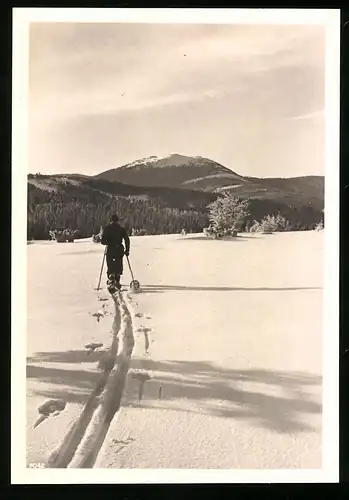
left=27, top=154, right=324, bottom=240
left=95, top=154, right=246, bottom=192
left=95, top=153, right=324, bottom=206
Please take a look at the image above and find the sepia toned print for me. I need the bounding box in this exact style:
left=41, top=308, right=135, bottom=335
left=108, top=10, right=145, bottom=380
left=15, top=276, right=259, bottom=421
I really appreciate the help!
left=12, top=8, right=339, bottom=483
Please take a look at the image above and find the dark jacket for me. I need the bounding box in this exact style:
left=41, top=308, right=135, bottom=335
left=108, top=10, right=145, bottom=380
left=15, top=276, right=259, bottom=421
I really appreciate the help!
left=101, top=222, right=130, bottom=254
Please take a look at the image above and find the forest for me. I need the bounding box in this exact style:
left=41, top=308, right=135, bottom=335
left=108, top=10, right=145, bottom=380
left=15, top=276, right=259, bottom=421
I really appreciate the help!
left=27, top=182, right=324, bottom=240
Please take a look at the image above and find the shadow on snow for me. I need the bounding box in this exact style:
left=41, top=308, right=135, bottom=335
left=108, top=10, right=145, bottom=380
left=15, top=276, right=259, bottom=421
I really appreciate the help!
left=27, top=354, right=322, bottom=434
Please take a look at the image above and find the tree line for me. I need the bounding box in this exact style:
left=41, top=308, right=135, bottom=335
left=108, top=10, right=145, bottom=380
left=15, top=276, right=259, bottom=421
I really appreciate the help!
left=27, top=192, right=209, bottom=240
left=27, top=183, right=324, bottom=240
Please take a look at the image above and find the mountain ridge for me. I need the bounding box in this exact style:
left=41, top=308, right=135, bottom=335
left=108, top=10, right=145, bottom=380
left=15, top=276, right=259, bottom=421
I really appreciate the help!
left=28, top=152, right=324, bottom=210
left=94, top=153, right=323, bottom=195
left=27, top=153, right=324, bottom=239
left=94, top=153, right=247, bottom=190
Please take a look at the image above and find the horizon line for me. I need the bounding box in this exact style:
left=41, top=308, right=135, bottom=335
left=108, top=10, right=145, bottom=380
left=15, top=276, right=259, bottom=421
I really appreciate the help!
left=27, top=152, right=323, bottom=179
left=27, top=170, right=324, bottom=180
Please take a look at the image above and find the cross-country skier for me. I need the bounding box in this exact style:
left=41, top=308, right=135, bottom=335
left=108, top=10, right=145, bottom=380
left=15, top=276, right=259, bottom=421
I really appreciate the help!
left=101, top=214, right=130, bottom=290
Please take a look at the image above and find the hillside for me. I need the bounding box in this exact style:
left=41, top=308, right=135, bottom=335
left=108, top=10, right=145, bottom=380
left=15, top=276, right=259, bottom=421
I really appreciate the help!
left=27, top=174, right=217, bottom=209
left=27, top=174, right=214, bottom=240
left=27, top=154, right=324, bottom=240
left=95, top=154, right=246, bottom=191
left=95, top=154, right=324, bottom=206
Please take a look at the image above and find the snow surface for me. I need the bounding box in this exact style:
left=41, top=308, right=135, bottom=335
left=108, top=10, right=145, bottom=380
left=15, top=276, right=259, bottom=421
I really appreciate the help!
left=26, top=231, right=322, bottom=469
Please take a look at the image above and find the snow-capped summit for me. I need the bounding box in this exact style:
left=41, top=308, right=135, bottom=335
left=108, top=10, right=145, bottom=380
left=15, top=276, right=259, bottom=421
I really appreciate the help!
left=96, top=153, right=245, bottom=191
left=122, top=154, right=215, bottom=169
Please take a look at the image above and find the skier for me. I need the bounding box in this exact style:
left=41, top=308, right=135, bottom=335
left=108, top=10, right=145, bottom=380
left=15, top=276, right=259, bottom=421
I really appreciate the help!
left=101, top=214, right=130, bottom=290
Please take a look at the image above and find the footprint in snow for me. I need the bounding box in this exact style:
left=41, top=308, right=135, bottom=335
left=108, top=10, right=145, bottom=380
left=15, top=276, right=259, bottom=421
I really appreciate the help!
left=129, top=369, right=152, bottom=382
left=90, top=310, right=105, bottom=322
left=34, top=399, right=66, bottom=428
left=129, top=370, right=152, bottom=402
left=112, top=437, right=134, bottom=446
left=84, top=342, right=103, bottom=354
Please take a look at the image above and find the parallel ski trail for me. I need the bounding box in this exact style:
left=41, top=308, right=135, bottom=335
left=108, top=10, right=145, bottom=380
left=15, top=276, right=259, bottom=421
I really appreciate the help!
left=46, top=290, right=134, bottom=468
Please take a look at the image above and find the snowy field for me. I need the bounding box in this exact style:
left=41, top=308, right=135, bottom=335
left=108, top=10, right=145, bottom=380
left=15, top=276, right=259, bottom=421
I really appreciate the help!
left=26, top=231, right=323, bottom=469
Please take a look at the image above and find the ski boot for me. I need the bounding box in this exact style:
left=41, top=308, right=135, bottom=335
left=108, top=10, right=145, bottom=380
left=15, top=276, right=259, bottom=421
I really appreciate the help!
left=107, top=274, right=121, bottom=294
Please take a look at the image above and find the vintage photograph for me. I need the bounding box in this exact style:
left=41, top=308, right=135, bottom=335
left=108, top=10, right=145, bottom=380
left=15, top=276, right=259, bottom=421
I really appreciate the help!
left=12, top=8, right=339, bottom=481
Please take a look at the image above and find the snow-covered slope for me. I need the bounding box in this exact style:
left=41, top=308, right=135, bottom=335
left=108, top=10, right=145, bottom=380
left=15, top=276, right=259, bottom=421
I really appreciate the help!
left=94, top=154, right=324, bottom=203
left=95, top=153, right=245, bottom=190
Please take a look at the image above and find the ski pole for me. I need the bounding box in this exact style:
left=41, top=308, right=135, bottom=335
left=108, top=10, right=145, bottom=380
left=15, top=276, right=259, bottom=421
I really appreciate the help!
left=96, top=246, right=107, bottom=290
left=126, top=255, right=135, bottom=281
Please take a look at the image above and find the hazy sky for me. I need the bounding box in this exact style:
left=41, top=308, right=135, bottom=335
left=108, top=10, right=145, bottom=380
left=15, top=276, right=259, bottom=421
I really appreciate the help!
left=29, top=23, right=325, bottom=177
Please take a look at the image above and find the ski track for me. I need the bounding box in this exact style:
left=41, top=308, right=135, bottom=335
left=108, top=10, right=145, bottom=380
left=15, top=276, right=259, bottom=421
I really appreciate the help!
left=46, top=289, right=135, bottom=468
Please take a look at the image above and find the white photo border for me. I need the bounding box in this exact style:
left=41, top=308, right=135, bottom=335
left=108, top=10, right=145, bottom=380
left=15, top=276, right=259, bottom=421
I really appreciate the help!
left=11, top=7, right=340, bottom=484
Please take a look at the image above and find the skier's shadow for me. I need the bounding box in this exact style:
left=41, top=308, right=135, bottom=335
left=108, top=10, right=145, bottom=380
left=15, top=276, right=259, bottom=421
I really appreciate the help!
left=139, top=284, right=321, bottom=293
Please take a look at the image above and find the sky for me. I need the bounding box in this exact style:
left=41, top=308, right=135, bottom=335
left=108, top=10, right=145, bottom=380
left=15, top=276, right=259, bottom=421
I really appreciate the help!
left=29, top=22, right=325, bottom=177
